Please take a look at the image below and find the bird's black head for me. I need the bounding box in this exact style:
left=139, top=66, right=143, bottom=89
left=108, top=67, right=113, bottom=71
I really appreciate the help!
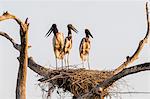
left=85, top=29, right=93, bottom=38
left=67, top=24, right=78, bottom=33
left=45, top=24, right=58, bottom=37
left=52, top=24, right=57, bottom=28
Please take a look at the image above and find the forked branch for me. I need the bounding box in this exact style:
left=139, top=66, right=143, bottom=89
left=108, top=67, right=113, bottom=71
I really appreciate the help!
left=113, top=2, right=150, bottom=75
left=100, top=62, right=150, bottom=89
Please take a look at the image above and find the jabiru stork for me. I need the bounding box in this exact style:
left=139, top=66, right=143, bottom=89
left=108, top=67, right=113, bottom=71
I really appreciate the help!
left=62, top=24, right=78, bottom=68
left=45, top=24, right=64, bottom=69
left=79, top=29, right=93, bottom=69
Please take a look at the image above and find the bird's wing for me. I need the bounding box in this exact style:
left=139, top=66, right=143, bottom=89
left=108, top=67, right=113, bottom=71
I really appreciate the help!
left=53, top=36, right=56, bottom=50
left=64, top=37, right=72, bottom=53
left=64, top=37, right=68, bottom=49
left=79, top=38, right=85, bottom=53
left=56, top=32, right=64, bottom=50
left=85, top=39, right=91, bottom=54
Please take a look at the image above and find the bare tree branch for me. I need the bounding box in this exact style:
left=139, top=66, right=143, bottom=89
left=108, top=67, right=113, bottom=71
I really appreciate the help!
left=0, top=31, right=21, bottom=51
left=100, top=62, right=150, bottom=89
left=113, top=2, right=150, bottom=75
left=0, top=11, right=16, bottom=21
left=0, top=11, right=27, bottom=31
left=0, top=31, right=49, bottom=77
left=145, top=2, right=150, bottom=39
left=28, top=57, right=50, bottom=77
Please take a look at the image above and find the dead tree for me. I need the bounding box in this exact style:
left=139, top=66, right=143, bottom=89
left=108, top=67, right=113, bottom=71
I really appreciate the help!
left=0, top=2, right=150, bottom=99
left=0, top=12, right=29, bottom=99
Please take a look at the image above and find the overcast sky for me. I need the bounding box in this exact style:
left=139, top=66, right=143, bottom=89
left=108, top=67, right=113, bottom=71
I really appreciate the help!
left=0, top=0, right=150, bottom=99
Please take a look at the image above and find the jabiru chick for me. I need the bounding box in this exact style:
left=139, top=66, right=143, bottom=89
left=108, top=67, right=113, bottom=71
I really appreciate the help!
left=62, top=24, right=78, bottom=68
left=79, top=29, right=93, bottom=69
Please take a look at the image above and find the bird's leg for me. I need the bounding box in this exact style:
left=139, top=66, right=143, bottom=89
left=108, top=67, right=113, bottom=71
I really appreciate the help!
left=55, top=57, right=57, bottom=70
left=61, top=59, right=63, bottom=69
left=64, top=55, right=66, bottom=67
left=82, top=60, right=84, bottom=68
left=67, top=53, right=69, bottom=69
left=87, top=54, right=90, bottom=69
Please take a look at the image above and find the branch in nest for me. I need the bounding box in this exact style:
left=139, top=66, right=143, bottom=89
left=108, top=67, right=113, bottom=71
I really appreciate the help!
left=28, top=57, right=50, bottom=77
left=113, top=2, right=150, bottom=75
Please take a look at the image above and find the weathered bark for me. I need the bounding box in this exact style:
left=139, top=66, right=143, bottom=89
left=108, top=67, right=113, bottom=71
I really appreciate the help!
left=28, top=57, right=50, bottom=76
left=15, top=18, right=29, bottom=99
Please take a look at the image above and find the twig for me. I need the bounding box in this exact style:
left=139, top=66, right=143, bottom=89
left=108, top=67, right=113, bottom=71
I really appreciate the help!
left=39, top=74, right=63, bottom=83
left=109, top=91, right=150, bottom=94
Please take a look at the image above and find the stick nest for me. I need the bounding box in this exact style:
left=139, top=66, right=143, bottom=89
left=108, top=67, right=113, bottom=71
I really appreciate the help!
left=38, top=68, right=114, bottom=98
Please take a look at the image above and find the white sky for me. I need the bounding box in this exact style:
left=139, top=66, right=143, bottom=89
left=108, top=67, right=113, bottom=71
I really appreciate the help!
left=0, top=0, right=150, bottom=99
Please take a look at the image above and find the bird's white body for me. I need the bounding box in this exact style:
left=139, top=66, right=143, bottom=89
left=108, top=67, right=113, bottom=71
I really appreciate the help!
left=79, top=37, right=91, bottom=62
left=45, top=24, right=65, bottom=69
left=53, top=32, right=64, bottom=59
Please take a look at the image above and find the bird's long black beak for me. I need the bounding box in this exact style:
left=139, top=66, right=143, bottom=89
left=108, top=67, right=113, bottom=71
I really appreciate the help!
left=71, top=25, right=78, bottom=33
left=88, top=31, right=93, bottom=38
left=45, top=26, right=53, bottom=37
left=85, top=29, right=93, bottom=38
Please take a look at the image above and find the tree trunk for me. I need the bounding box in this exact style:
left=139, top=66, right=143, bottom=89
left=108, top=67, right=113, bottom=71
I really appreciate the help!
left=15, top=19, right=29, bottom=99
